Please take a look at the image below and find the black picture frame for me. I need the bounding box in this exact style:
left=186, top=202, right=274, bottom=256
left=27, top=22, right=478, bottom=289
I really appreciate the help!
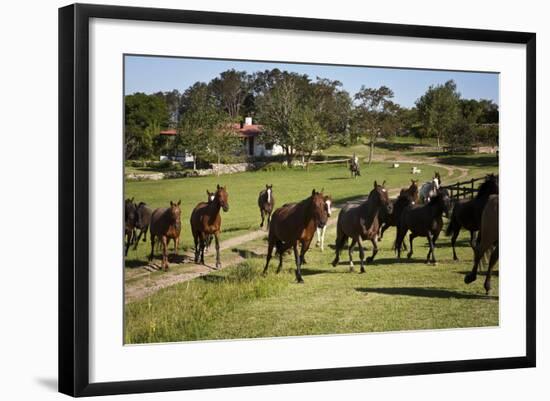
left=59, top=3, right=536, bottom=397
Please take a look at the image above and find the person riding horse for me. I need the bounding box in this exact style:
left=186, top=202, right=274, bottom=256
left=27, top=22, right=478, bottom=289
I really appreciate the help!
left=349, top=153, right=361, bottom=178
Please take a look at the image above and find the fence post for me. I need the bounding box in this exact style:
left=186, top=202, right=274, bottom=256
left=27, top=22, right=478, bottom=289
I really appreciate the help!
left=471, top=178, right=474, bottom=199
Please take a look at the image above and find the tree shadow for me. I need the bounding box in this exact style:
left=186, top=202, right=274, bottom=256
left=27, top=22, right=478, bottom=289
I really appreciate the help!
left=328, top=176, right=355, bottom=181
left=355, top=287, right=498, bottom=300
left=375, top=141, right=415, bottom=151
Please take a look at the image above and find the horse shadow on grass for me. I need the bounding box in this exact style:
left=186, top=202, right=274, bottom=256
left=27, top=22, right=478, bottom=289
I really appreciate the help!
left=457, top=270, right=499, bottom=277
left=232, top=248, right=265, bottom=260
left=355, top=287, right=498, bottom=300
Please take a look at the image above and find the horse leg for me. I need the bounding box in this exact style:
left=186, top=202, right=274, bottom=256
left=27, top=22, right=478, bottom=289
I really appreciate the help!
left=263, top=238, right=275, bottom=276
left=267, top=211, right=272, bottom=229
left=143, top=226, right=148, bottom=242
left=148, top=234, right=155, bottom=261
left=348, top=238, right=357, bottom=272
left=484, top=245, right=499, bottom=294
left=367, top=237, right=378, bottom=266
left=357, top=238, right=367, bottom=273
left=133, top=229, right=143, bottom=250
left=300, top=237, right=313, bottom=265
left=125, top=231, right=131, bottom=256
left=174, top=235, right=180, bottom=260
left=315, top=227, right=321, bottom=248
left=465, top=245, right=483, bottom=285
left=161, top=236, right=168, bottom=271
left=214, top=233, right=221, bottom=269
left=407, top=233, right=416, bottom=259
left=260, top=209, right=265, bottom=228
left=293, top=243, right=304, bottom=283
left=320, top=225, right=326, bottom=252
left=426, top=232, right=436, bottom=265
left=451, top=228, right=460, bottom=261
left=192, top=232, right=199, bottom=263
left=199, top=235, right=206, bottom=265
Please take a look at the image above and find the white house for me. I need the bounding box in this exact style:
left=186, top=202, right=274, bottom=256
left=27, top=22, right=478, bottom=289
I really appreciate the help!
left=236, top=117, right=284, bottom=157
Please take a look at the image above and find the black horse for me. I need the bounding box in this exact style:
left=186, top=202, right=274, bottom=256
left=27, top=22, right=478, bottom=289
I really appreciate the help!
left=124, top=198, right=137, bottom=256
left=133, top=202, right=153, bottom=250
left=395, top=189, right=451, bottom=264
left=445, top=174, right=499, bottom=260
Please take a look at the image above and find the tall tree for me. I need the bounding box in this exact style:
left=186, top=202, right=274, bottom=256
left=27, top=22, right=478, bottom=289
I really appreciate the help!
left=415, top=80, right=461, bottom=148
left=124, top=93, right=169, bottom=159
left=210, top=69, right=251, bottom=121
left=353, top=86, right=399, bottom=164
left=177, top=83, right=224, bottom=170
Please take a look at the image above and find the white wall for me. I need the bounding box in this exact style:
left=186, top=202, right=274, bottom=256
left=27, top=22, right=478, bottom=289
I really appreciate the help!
left=0, top=0, right=547, bottom=400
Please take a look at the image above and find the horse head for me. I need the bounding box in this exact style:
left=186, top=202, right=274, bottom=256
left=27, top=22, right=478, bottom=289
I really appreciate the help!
left=310, top=189, right=329, bottom=229
left=125, top=198, right=137, bottom=226
left=266, top=184, right=273, bottom=203
left=216, top=184, right=229, bottom=212
left=370, top=180, right=392, bottom=215
left=478, top=174, right=499, bottom=198
left=206, top=190, right=215, bottom=203
left=168, top=200, right=181, bottom=224
left=324, top=195, right=333, bottom=218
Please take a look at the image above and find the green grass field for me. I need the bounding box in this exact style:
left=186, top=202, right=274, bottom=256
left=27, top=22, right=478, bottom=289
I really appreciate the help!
left=125, top=225, right=499, bottom=344
left=124, top=150, right=499, bottom=344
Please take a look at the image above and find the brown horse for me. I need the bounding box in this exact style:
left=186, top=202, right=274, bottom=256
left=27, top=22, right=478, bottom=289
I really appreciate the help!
left=148, top=200, right=182, bottom=271
left=258, top=184, right=275, bottom=228
left=263, top=189, right=329, bottom=283
left=190, top=185, right=229, bottom=269
left=464, top=195, right=499, bottom=294
left=378, top=180, right=418, bottom=241
left=401, top=179, right=419, bottom=203
left=124, top=197, right=137, bottom=256
left=446, top=174, right=499, bottom=260
left=332, top=181, right=392, bottom=272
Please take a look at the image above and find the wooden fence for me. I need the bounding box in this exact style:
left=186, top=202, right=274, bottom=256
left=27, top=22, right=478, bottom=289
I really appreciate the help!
left=442, top=174, right=498, bottom=201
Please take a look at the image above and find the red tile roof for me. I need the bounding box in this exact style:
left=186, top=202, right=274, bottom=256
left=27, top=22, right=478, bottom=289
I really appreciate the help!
left=159, top=129, right=177, bottom=136
left=232, top=123, right=263, bottom=138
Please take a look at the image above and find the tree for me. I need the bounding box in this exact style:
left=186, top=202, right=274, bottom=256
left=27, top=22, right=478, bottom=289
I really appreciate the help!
left=445, top=118, right=476, bottom=152
left=256, top=73, right=303, bottom=164
left=415, top=80, right=461, bottom=148
left=294, top=105, right=329, bottom=163
left=210, top=69, right=252, bottom=121
left=311, top=78, right=352, bottom=145
left=177, top=83, right=223, bottom=170
left=353, top=86, right=399, bottom=164
left=124, top=93, right=170, bottom=159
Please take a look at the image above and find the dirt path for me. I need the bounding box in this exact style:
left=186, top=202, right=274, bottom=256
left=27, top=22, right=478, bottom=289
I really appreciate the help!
left=125, top=163, right=469, bottom=303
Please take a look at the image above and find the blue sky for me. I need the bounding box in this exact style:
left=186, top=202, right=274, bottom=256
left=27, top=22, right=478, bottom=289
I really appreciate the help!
left=124, top=55, right=499, bottom=108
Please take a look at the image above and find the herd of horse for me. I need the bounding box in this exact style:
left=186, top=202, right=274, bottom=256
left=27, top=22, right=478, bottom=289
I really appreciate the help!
left=124, top=172, right=499, bottom=294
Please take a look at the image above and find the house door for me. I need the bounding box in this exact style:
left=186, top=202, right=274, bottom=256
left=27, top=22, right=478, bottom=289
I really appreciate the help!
left=248, top=137, right=254, bottom=156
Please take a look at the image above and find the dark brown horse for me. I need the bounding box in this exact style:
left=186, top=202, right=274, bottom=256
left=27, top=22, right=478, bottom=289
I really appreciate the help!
left=124, top=197, right=137, bottom=256
left=464, top=195, right=499, bottom=294
left=133, top=202, right=153, bottom=250
left=445, top=174, right=499, bottom=260
left=263, top=189, right=329, bottom=283
left=378, top=180, right=418, bottom=241
left=331, top=181, right=392, bottom=272
left=258, top=184, right=275, bottom=228
left=148, top=200, right=182, bottom=271
left=190, top=185, right=229, bottom=269
left=401, top=179, right=419, bottom=203
left=395, top=189, right=450, bottom=264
